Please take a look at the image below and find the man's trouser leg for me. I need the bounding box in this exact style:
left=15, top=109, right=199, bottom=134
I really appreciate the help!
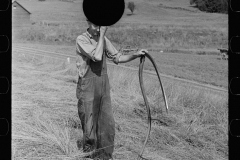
left=77, top=76, right=96, bottom=153
left=78, top=99, right=96, bottom=152
left=77, top=75, right=115, bottom=159
left=95, top=75, right=115, bottom=159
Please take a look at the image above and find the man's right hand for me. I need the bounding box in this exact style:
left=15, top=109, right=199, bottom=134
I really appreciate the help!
left=100, top=26, right=108, bottom=37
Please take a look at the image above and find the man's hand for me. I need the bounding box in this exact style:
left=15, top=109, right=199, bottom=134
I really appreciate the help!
left=134, top=49, right=148, bottom=57
left=118, top=49, right=149, bottom=63
left=100, top=26, right=108, bottom=37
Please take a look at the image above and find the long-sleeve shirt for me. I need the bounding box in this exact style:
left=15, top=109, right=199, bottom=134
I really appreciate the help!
left=76, top=30, right=122, bottom=78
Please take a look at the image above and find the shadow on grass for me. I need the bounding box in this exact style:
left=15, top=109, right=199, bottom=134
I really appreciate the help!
left=189, top=5, right=199, bottom=9
left=126, top=13, right=134, bottom=16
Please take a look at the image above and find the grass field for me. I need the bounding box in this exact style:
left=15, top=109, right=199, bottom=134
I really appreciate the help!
left=13, top=0, right=228, bottom=88
left=12, top=51, right=228, bottom=160
left=12, top=0, right=228, bottom=159
left=14, top=0, right=228, bottom=49
left=14, top=42, right=228, bottom=89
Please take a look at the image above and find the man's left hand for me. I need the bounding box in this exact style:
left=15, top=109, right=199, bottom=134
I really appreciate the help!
left=135, top=49, right=148, bottom=57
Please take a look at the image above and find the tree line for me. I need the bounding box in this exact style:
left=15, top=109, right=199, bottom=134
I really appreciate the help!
left=190, top=0, right=228, bottom=14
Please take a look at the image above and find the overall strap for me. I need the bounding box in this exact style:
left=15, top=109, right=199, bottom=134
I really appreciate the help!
left=84, top=39, right=107, bottom=78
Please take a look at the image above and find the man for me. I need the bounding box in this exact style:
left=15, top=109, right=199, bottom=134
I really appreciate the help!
left=76, top=19, right=148, bottom=160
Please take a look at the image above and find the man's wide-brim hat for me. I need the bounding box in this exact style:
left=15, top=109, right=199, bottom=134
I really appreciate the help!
left=82, top=0, right=125, bottom=26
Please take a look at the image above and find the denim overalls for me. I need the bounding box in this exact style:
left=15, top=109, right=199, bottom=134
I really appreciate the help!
left=76, top=46, right=115, bottom=159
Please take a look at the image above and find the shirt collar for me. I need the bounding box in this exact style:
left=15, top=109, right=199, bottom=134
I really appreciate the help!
left=86, top=28, right=93, bottom=39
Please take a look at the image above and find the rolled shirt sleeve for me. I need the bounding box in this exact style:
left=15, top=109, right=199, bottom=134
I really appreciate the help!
left=76, top=53, right=88, bottom=78
left=105, top=37, right=122, bottom=65
left=76, top=35, right=96, bottom=61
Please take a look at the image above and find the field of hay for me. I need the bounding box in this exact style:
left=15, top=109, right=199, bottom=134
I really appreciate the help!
left=13, top=0, right=228, bottom=88
left=14, top=0, right=228, bottom=50
left=12, top=0, right=228, bottom=159
left=14, top=42, right=228, bottom=90
left=12, top=48, right=228, bottom=160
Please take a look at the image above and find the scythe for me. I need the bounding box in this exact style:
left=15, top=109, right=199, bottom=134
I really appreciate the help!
left=137, top=52, right=169, bottom=160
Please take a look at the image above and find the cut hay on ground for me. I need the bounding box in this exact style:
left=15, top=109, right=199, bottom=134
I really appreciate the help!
left=12, top=51, right=228, bottom=160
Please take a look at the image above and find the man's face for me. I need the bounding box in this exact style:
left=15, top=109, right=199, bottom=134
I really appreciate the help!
left=88, top=21, right=100, bottom=36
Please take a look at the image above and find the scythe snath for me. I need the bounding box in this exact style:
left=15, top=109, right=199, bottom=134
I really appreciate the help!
left=138, top=52, right=169, bottom=160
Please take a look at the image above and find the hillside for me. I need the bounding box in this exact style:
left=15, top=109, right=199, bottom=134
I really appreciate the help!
left=13, top=0, right=228, bottom=88
left=17, top=0, right=227, bottom=28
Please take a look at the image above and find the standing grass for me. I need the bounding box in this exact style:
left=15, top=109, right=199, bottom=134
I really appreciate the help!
left=13, top=22, right=87, bottom=45
left=108, top=64, right=228, bottom=160
left=15, top=0, right=227, bottom=50
left=14, top=22, right=228, bottom=51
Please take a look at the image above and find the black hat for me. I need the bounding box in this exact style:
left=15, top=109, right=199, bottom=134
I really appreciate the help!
left=82, top=0, right=125, bottom=26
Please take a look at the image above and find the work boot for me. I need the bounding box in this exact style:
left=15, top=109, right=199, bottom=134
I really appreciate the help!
left=77, top=139, right=94, bottom=158
left=76, top=139, right=82, bottom=150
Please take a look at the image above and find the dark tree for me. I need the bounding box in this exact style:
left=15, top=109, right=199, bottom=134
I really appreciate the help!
left=190, top=0, right=228, bottom=14
left=128, top=2, right=136, bottom=15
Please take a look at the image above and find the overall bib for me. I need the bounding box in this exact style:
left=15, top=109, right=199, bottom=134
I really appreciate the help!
left=76, top=48, right=115, bottom=159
